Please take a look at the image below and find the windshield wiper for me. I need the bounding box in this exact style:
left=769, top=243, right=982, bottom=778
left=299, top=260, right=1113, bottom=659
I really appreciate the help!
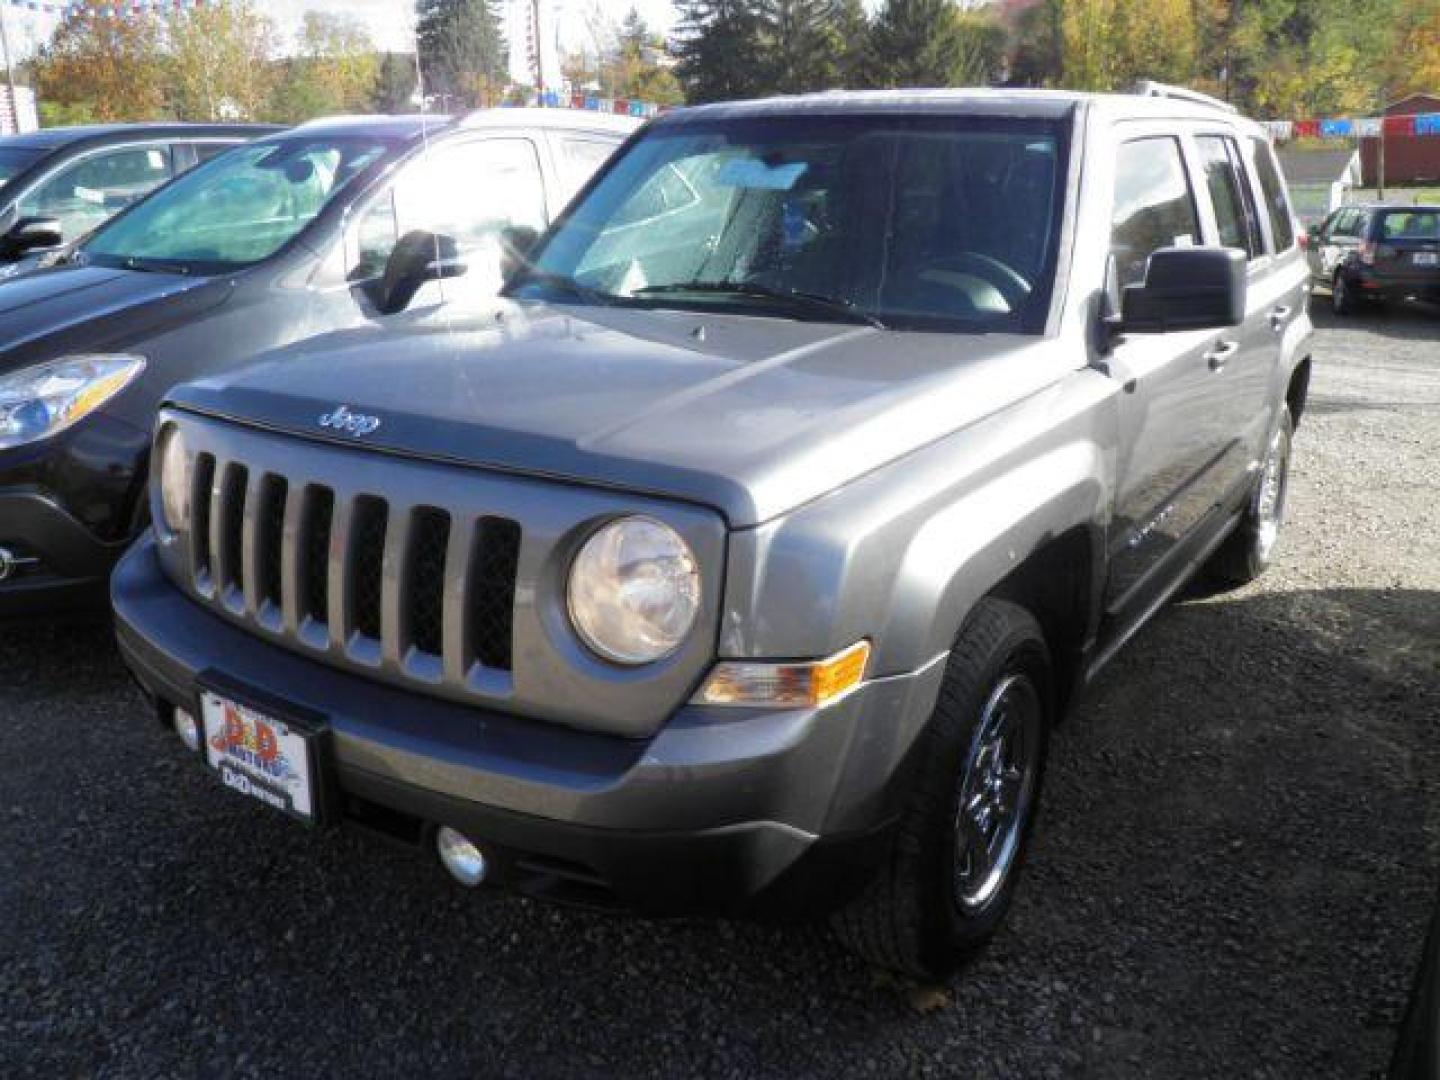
left=505, top=268, right=610, bottom=306
left=630, top=280, right=887, bottom=329
left=122, top=256, right=194, bottom=276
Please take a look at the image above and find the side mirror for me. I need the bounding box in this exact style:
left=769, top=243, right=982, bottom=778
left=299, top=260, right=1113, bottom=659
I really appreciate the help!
left=500, top=225, right=540, bottom=283
left=1120, top=247, right=1246, bottom=334
left=375, top=230, right=467, bottom=315
left=1, top=216, right=63, bottom=258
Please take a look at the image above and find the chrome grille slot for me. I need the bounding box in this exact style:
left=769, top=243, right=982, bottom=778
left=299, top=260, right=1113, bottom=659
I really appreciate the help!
left=404, top=507, right=450, bottom=658
left=469, top=517, right=520, bottom=672
left=349, top=496, right=389, bottom=642
left=301, top=486, right=335, bottom=628
left=257, top=475, right=288, bottom=612
left=216, top=464, right=248, bottom=602
left=190, top=453, right=216, bottom=588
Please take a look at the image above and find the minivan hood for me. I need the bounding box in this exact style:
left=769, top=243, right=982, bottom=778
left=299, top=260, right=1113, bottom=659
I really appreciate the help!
left=0, top=264, right=227, bottom=371
left=171, top=303, right=1070, bottom=526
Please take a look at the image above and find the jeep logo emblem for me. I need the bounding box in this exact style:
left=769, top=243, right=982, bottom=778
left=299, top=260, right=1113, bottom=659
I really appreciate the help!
left=318, top=405, right=381, bottom=437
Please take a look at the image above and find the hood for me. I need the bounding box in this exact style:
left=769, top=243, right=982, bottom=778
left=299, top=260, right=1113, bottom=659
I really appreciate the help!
left=0, top=265, right=230, bottom=371
left=170, top=303, right=1073, bottom=527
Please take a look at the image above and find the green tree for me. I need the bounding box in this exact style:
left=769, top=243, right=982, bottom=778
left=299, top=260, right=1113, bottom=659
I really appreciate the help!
left=371, top=52, right=420, bottom=113
left=167, top=0, right=278, bottom=121
left=415, top=0, right=507, bottom=107
left=674, top=0, right=768, bottom=103
left=756, top=0, right=844, bottom=94
left=1010, top=0, right=1064, bottom=86
left=863, top=0, right=1006, bottom=87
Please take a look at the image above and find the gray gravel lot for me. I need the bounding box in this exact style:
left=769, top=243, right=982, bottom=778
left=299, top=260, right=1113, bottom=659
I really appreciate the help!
left=2, top=297, right=1438, bottom=1078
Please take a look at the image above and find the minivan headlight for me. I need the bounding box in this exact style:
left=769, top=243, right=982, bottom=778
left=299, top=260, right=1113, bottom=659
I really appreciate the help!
left=0, top=354, right=146, bottom=450
left=156, top=425, right=190, bottom=533
left=567, top=516, right=700, bottom=665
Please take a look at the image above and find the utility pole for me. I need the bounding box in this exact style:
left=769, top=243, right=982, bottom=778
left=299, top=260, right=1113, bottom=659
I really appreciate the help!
left=0, top=5, right=18, bottom=136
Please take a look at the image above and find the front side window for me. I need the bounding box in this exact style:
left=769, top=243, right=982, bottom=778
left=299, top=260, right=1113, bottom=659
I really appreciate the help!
left=558, top=137, right=620, bottom=200
left=20, top=145, right=173, bottom=241
left=1111, top=137, right=1200, bottom=287
left=514, top=115, right=1068, bottom=333
left=1196, top=134, right=1260, bottom=258
left=348, top=137, right=547, bottom=288
left=1249, top=138, right=1296, bottom=251
left=82, top=136, right=390, bottom=274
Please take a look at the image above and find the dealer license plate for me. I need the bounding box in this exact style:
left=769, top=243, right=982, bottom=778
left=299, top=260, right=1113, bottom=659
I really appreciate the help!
left=199, top=690, right=318, bottom=823
left=1414, top=252, right=1438, bottom=266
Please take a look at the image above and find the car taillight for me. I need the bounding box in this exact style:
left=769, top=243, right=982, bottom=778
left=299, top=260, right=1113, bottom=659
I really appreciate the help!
left=1360, top=240, right=1377, bottom=265
left=1298, top=232, right=1309, bottom=250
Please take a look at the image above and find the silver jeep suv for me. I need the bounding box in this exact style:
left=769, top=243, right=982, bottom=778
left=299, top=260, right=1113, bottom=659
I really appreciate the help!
left=114, top=86, right=1313, bottom=979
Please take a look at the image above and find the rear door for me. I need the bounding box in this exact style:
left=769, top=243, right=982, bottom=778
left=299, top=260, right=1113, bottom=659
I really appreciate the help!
left=1190, top=129, right=1278, bottom=492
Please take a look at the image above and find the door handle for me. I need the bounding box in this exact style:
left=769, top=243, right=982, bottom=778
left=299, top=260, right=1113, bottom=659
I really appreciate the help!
left=1269, top=305, right=1292, bottom=331
left=1204, top=340, right=1239, bottom=371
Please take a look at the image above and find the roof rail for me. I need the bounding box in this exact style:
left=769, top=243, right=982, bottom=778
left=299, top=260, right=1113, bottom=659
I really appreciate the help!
left=1132, top=80, right=1238, bottom=114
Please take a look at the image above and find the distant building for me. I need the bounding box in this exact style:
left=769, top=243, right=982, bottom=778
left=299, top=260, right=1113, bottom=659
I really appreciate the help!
left=0, top=84, right=37, bottom=135
left=1360, top=92, right=1440, bottom=187
left=1278, top=147, right=1362, bottom=224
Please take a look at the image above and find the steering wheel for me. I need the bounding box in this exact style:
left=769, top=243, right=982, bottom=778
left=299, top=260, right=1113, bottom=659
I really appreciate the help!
left=918, top=253, right=1033, bottom=311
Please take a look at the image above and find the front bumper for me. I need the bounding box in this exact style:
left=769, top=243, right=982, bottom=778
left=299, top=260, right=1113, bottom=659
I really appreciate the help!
left=0, top=491, right=126, bottom=618
left=113, top=535, right=947, bottom=916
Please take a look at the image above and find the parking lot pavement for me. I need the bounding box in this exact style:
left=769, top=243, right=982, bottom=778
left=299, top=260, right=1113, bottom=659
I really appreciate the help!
left=2, top=297, right=1438, bottom=1079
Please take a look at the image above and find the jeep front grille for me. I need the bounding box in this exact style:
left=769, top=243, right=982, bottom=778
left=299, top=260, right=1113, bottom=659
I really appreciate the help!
left=184, top=455, right=521, bottom=679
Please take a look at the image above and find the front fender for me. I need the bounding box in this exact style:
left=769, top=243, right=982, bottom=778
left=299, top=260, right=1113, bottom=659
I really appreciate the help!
left=719, top=368, right=1116, bottom=678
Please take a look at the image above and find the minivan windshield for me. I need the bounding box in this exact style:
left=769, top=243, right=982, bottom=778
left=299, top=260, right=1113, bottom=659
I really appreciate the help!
left=81, top=136, right=391, bottom=274
left=512, top=114, right=1067, bottom=332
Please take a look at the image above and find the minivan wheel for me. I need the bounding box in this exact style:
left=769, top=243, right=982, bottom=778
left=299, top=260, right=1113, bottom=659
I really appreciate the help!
left=1203, top=405, right=1293, bottom=591
left=831, top=599, right=1051, bottom=981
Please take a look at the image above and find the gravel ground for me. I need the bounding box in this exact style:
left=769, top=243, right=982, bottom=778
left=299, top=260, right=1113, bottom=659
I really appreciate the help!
left=2, top=296, right=1438, bottom=1078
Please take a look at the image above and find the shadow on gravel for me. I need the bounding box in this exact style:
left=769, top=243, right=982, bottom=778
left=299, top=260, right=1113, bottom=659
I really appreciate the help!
left=0, top=587, right=1437, bottom=1078
left=1309, top=293, right=1440, bottom=342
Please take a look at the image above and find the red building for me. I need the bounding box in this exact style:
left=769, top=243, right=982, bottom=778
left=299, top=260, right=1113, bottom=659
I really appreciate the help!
left=1360, top=92, right=1440, bottom=186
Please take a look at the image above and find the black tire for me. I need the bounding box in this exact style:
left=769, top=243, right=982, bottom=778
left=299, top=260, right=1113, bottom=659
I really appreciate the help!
left=831, top=599, right=1051, bottom=981
left=1332, top=269, right=1359, bottom=315
left=1204, top=405, right=1293, bottom=591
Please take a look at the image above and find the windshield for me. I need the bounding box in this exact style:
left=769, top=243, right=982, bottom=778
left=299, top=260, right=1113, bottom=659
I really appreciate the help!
left=0, top=146, right=42, bottom=187
left=81, top=136, right=392, bottom=273
left=513, top=115, right=1067, bottom=332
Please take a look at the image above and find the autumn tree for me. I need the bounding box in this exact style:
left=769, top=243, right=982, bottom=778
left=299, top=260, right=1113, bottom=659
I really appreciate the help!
left=33, top=2, right=167, bottom=121
left=415, top=0, right=507, bottom=107
left=168, top=0, right=278, bottom=121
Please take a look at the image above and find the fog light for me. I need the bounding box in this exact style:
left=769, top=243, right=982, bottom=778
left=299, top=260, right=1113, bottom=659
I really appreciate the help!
left=172, top=706, right=201, bottom=752
left=436, top=826, right=488, bottom=887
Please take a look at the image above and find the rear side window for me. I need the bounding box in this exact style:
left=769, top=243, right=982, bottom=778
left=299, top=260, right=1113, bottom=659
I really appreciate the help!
left=1111, top=137, right=1200, bottom=287
left=1378, top=211, right=1440, bottom=240
left=1196, top=134, right=1260, bottom=258
left=1250, top=139, right=1296, bottom=251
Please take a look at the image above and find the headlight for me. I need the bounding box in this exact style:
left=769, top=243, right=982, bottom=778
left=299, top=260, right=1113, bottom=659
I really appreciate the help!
left=0, top=354, right=146, bottom=450
left=156, top=425, right=190, bottom=533
left=567, top=516, right=701, bottom=665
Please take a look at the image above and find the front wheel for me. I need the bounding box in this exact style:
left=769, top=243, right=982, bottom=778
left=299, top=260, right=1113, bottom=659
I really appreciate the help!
left=831, top=599, right=1051, bottom=980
